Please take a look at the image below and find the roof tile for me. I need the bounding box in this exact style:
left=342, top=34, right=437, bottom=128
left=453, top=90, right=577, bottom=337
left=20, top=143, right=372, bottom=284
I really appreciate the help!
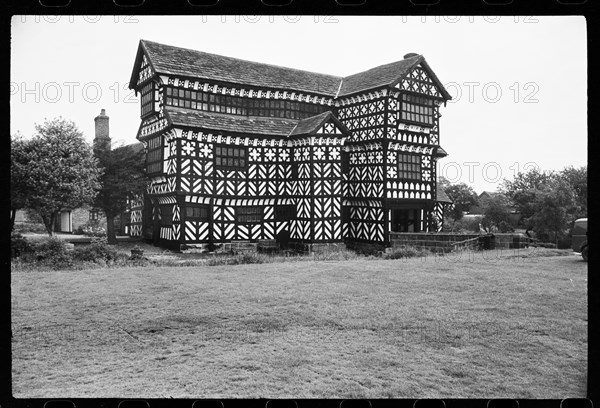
left=436, top=186, right=453, bottom=203
left=165, top=107, right=298, bottom=136
left=142, top=40, right=342, bottom=97
left=289, top=111, right=332, bottom=136
left=136, top=40, right=450, bottom=100
left=338, top=56, right=421, bottom=97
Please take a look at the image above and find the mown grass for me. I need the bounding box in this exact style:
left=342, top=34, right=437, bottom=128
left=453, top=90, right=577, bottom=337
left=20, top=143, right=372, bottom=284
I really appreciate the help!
left=11, top=249, right=587, bottom=398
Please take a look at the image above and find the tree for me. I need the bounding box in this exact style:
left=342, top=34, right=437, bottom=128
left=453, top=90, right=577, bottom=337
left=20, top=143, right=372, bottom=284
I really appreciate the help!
left=438, top=176, right=451, bottom=192
left=530, top=178, right=578, bottom=243
left=10, top=134, right=30, bottom=231
left=93, top=143, right=146, bottom=244
left=13, top=118, right=102, bottom=236
left=439, top=177, right=479, bottom=220
left=501, top=167, right=554, bottom=196
left=558, top=166, right=587, bottom=219
left=481, top=194, right=512, bottom=232
left=500, top=166, right=583, bottom=243
left=500, top=168, right=555, bottom=226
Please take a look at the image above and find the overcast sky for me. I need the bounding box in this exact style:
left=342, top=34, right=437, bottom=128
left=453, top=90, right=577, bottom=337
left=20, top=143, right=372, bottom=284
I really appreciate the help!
left=10, top=15, right=587, bottom=193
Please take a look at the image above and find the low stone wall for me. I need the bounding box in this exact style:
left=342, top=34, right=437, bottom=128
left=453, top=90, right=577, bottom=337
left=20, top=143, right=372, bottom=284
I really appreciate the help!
left=390, top=232, right=480, bottom=253
left=493, top=233, right=529, bottom=249
left=182, top=241, right=347, bottom=255
left=309, top=242, right=347, bottom=254
left=389, top=232, right=529, bottom=251
left=182, top=243, right=211, bottom=253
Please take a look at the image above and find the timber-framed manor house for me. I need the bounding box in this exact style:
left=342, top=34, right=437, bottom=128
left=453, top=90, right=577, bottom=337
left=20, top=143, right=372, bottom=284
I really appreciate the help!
left=128, top=40, right=453, bottom=250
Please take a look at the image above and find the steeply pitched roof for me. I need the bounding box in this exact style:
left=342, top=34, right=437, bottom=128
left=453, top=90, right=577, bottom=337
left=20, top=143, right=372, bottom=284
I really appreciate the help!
left=164, top=107, right=299, bottom=136
left=130, top=40, right=452, bottom=100
left=338, top=56, right=421, bottom=97
left=137, top=40, right=342, bottom=97
left=289, top=111, right=350, bottom=137
left=434, top=146, right=448, bottom=158
left=479, top=191, right=503, bottom=199
left=436, top=185, right=453, bottom=203
left=163, top=107, right=350, bottom=138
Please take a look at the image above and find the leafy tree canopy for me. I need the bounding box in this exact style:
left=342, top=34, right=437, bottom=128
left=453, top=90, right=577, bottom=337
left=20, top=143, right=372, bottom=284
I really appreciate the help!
left=500, top=167, right=555, bottom=198
left=529, top=177, right=579, bottom=242
left=11, top=118, right=102, bottom=235
left=93, top=143, right=146, bottom=244
left=559, top=166, right=587, bottom=219
left=10, top=133, right=30, bottom=215
left=480, top=194, right=513, bottom=232
left=439, top=176, right=479, bottom=220
left=499, top=165, right=586, bottom=241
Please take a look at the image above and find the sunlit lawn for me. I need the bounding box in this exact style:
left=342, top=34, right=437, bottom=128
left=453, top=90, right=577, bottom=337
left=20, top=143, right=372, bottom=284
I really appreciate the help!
left=11, top=248, right=587, bottom=398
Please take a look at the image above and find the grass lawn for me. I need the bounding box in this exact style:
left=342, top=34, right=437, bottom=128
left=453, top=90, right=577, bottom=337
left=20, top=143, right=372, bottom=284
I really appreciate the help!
left=11, top=248, right=587, bottom=398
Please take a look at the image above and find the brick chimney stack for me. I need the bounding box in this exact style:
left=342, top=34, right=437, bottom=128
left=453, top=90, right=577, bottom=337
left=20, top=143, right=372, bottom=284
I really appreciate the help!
left=93, top=108, right=111, bottom=153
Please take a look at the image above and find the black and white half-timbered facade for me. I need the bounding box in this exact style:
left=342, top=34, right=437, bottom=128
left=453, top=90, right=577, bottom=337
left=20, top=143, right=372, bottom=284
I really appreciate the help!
left=128, top=40, right=452, bottom=249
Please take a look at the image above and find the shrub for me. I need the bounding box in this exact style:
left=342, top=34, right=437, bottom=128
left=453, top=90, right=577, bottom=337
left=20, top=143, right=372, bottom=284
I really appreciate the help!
left=346, top=242, right=383, bottom=256
left=498, top=221, right=515, bottom=233
left=233, top=252, right=266, bottom=265
left=556, top=237, right=572, bottom=250
left=206, top=256, right=226, bottom=266
left=534, top=241, right=557, bottom=249
left=30, top=237, right=73, bottom=269
left=72, top=237, right=119, bottom=264
left=124, top=257, right=154, bottom=267
left=384, top=246, right=430, bottom=260
left=11, top=231, right=32, bottom=258
left=447, top=216, right=481, bottom=233
left=13, top=222, right=47, bottom=234
left=313, top=248, right=359, bottom=262
left=129, top=245, right=145, bottom=260
left=429, top=215, right=441, bottom=232
left=205, top=251, right=267, bottom=266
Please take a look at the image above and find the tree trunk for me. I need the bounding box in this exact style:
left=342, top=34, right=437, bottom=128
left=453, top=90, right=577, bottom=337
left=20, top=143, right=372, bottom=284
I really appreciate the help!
left=10, top=209, right=16, bottom=232
left=105, top=213, right=118, bottom=245
left=41, top=213, right=55, bottom=236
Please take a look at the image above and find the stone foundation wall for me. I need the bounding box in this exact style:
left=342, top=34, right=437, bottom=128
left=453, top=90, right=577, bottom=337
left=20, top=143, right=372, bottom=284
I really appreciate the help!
left=309, top=242, right=347, bottom=254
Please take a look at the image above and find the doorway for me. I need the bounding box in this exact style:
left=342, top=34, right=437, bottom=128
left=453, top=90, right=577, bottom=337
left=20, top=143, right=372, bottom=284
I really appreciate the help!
left=54, top=210, right=72, bottom=233
left=391, top=209, right=421, bottom=232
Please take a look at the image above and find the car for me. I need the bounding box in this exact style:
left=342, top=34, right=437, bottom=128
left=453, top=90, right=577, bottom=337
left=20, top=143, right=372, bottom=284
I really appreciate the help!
left=571, top=218, right=587, bottom=261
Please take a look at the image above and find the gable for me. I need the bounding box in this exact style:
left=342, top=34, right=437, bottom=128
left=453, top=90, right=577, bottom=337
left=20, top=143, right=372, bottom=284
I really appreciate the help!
left=394, top=63, right=449, bottom=99
left=318, top=119, right=345, bottom=135
left=138, top=54, right=155, bottom=86
left=289, top=111, right=350, bottom=137
left=129, top=44, right=156, bottom=90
